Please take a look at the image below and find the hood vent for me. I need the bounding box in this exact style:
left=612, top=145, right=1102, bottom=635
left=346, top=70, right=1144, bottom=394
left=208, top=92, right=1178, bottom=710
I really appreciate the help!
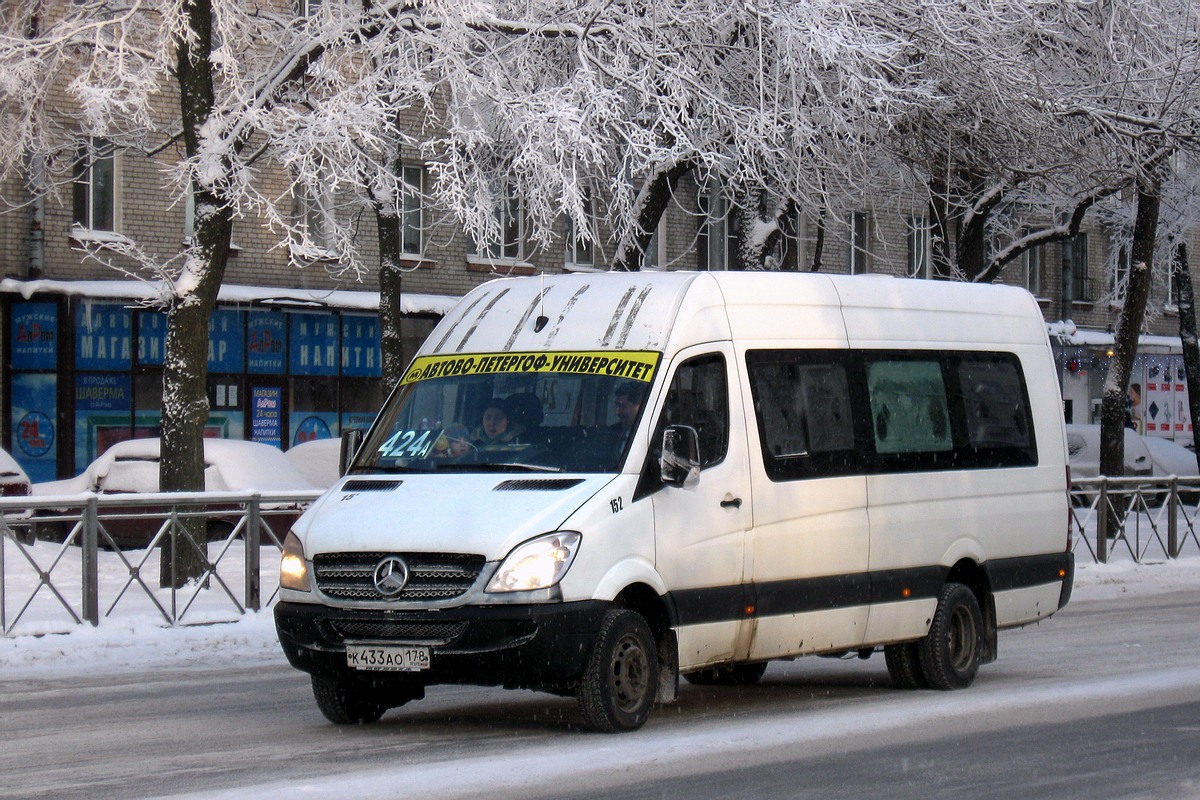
left=493, top=478, right=585, bottom=492
left=342, top=479, right=403, bottom=492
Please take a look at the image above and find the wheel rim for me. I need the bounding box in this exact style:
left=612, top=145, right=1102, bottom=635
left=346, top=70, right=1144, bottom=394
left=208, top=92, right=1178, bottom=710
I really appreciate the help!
left=947, top=604, right=978, bottom=672
left=609, top=632, right=651, bottom=712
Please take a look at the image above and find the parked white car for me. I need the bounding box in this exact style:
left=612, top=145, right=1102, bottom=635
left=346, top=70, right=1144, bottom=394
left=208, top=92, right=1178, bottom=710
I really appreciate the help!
left=1065, top=424, right=1199, bottom=479
left=33, top=438, right=317, bottom=547
left=284, top=437, right=342, bottom=489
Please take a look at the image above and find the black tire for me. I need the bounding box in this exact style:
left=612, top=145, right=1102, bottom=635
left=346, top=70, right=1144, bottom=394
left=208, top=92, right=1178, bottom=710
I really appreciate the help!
left=884, top=642, right=928, bottom=689
left=918, top=583, right=984, bottom=691
left=206, top=520, right=235, bottom=543
left=578, top=609, right=658, bottom=733
left=311, top=675, right=387, bottom=725
left=683, top=662, right=768, bottom=686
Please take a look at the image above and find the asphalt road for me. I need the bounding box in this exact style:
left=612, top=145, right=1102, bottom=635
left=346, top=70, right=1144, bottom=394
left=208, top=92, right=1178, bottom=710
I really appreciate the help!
left=2, top=589, right=1199, bottom=799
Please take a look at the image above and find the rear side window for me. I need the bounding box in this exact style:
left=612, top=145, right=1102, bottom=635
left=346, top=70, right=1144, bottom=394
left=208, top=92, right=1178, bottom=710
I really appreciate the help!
left=866, top=360, right=952, bottom=455
left=747, top=349, right=1037, bottom=481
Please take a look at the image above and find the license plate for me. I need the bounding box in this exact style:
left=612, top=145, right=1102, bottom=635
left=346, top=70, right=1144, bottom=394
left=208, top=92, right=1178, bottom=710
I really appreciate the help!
left=345, top=644, right=431, bottom=672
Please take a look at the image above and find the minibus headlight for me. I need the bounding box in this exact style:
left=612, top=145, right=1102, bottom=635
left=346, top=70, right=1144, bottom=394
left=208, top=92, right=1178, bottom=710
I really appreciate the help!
left=280, top=531, right=311, bottom=592
left=487, top=531, right=581, bottom=593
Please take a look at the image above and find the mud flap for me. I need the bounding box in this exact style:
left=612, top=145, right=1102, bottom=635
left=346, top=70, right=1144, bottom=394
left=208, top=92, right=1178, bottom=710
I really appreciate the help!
left=656, top=629, right=680, bottom=703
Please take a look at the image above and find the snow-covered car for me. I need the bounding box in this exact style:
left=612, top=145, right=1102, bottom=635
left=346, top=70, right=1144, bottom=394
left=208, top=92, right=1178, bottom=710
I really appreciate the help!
left=1065, top=424, right=1154, bottom=479
left=284, top=437, right=343, bottom=490
left=0, top=447, right=32, bottom=499
left=1066, top=424, right=1199, bottom=478
left=33, top=438, right=317, bottom=548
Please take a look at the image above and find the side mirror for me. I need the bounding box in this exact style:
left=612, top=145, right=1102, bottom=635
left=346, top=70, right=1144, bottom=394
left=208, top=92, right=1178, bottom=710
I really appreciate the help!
left=339, top=428, right=364, bottom=477
left=660, top=425, right=701, bottom=490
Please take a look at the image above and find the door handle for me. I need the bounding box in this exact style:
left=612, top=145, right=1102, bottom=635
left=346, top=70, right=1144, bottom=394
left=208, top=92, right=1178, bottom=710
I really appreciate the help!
left=720, top=497, right=742, bottom=508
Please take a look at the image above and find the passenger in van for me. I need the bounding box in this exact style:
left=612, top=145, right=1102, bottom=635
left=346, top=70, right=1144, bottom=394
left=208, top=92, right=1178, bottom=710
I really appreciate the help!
left=471, top=400, right=523, bottom=446
left=504, top=393, right=545, bottom=442
left=610, top=381, right=645, bottom=450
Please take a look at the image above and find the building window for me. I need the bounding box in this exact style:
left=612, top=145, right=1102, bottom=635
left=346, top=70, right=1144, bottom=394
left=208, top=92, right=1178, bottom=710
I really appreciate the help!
left=1023, top=242, right=1043, bottom=295
left=847, top=211, right=869, bottom=274
left=72, top=138, right=115, bottom=233
left=1067, top=232, right=1092, bottom=302
left=297, top=0, right=322, bottom=15
left=698, top=183, right=738, bottom=270
left=299, top=178, right=335, bottom=255
left=564, top=192, right=595, bottom=270
left=641, top=220, right=665, bottom=270
left=906, top=215, right=930, bottom=279
left=400, top=164, right=424, bottom=256
left=470, top=190, right=525, bottom=262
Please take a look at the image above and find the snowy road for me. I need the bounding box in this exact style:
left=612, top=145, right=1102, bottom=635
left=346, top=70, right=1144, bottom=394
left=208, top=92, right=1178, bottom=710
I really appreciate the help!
left=2, top=577, right=1200, bottom=799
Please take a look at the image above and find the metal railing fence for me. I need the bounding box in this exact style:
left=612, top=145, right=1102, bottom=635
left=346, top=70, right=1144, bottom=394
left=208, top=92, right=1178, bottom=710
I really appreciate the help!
left=1069, top=476, right=1200, bottom=564
left=3, top=479, right=1199, bottom=638
left=0, top=489, right=321, bottom=637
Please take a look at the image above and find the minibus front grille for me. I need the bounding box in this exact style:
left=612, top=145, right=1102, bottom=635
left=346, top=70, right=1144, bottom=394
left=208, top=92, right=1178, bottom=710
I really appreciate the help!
left=322, top=619, right=467, bottom=644
left=493, top=478, right=584, bottom=491
left=313, top=552, right=486, bottom=601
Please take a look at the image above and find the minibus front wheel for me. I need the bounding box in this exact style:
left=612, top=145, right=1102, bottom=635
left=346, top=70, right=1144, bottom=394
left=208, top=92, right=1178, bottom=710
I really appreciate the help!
left=578, top=609, right=659, bottom=733
left=918, top=582, right=984, bottom=690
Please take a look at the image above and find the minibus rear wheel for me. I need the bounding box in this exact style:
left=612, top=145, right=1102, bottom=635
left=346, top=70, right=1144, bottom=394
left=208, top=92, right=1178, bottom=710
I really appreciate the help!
left=918, top=582, right=983, bottom=690
left=578, top=609, right=659, bottom=733
left=311, top=675, right=387, bottom=725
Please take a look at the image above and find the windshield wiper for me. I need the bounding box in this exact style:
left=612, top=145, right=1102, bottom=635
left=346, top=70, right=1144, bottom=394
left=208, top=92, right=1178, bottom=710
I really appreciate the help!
left=433, top=462, right=562, bottom=473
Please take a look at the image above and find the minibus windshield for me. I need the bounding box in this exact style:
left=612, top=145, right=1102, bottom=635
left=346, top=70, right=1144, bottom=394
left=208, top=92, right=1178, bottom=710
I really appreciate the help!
left=353, top=351, right=659, bottom=474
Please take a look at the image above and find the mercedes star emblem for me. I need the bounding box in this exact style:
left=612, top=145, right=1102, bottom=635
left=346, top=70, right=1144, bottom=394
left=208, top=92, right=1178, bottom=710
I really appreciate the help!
left=373, top=556, right=410, bottom=597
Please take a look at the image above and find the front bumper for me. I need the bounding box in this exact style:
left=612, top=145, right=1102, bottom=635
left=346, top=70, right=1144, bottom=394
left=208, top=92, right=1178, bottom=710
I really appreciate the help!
left=274, top=600, right=611, bottom=691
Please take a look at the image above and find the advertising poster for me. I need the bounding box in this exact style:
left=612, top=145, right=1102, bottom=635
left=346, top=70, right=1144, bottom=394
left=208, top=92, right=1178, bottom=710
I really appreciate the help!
left=12, top=302, right=58, bottom=370
left=74, top=373, right=132, bottom=472
left=251, top=387, right=283, bottom=448
left=11, top=373, right=57, bottom=482
left=290, top=412, right=338, bottom=446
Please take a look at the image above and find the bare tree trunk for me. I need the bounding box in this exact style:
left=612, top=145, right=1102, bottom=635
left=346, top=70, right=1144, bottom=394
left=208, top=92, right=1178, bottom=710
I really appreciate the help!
left=1099, top=182, right=1160, bottom=481
left=735, top=191, right=791, bottom=270
left=376, top=205, right=406, bottom=393
left=1173, top=243, right=1200, bottom=466
left=160, top=0, right=232, bottom=587
left=927, top=180, right=954, bottom=280
left=612, top=161, right=694, bottom=272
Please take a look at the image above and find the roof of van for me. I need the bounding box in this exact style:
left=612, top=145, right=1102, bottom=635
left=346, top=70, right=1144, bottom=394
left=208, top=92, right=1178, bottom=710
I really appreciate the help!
left=420, top=271, right=1047, bottom=355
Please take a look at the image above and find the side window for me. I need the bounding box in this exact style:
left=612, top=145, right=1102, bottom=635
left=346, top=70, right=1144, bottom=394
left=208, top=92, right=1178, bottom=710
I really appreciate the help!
left=658, top=354, right=728, bottom=469
left=747, top=351, right=859, bottom=480
left=957, top=355, right=1036, bottom=465
left=866, top=359, right=951, bottom=455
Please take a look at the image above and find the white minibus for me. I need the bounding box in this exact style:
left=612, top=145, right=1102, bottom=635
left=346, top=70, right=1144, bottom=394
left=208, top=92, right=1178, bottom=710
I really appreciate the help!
left=275, top=271, right=1073, bottom=732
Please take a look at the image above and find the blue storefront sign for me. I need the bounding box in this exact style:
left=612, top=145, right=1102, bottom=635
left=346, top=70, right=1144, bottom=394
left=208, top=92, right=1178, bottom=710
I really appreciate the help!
left=76, top=303, right=132, bottom=371
left=12, top=302, right=58, bottom=370
left=137, top=310, right=168, bottom=366
left=289, top=312, right=339, bottom=376
left=209, top=308, right=245, bottom=372
left=341, top=315, right=381, bottom=377
left=248, top=311, right=286, bottom=374
left=75, top=373, right=132, bottom=472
